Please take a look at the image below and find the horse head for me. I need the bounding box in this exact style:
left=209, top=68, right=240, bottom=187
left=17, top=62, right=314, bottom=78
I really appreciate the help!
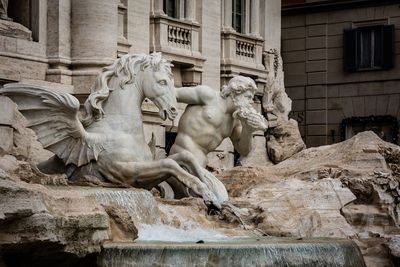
left=140, top=54, right=178, bottom=121
left=81, top=53, right=177, bottom=126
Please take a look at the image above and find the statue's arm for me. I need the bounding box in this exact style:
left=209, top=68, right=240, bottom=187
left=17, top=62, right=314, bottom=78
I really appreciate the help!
left=230, top=122, right=253, bottom=157
left=175, top=85, right=215, bottom=105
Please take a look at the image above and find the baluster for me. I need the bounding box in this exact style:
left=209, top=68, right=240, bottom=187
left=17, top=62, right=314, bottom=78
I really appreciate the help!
left=172, top=27, right=177, bottom=45
left=168, top=26, right=173, bottom=42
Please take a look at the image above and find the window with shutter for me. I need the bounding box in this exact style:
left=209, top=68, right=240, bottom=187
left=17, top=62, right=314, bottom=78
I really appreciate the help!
left=343, top=24, right=395, bottom=71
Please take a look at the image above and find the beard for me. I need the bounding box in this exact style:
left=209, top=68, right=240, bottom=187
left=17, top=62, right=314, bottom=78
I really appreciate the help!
left=232, top=97, right=268, bottom=131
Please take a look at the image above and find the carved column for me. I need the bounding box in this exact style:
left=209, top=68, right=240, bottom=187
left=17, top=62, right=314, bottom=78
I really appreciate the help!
left=250, top=0, right=260, bottom=36
left=222, top=0, right=233, bottom=31
left=71, top=0, right=118, bottom=94
left=185, top=0, right=195, bottom=21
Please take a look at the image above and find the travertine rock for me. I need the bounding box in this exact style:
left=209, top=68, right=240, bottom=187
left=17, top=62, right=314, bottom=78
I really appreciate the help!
left=267, top=119, right=306, bottom=163
left=103, top=205, right=138, bottom=242
left=388, top=235, right=400, bottom=260
left=0, top=175, right=110, bottom=261
left=262, top=50, right=305, bottom=163
left=9, top=101, right=54, bottom=164
left=218, top=131, right=400, bottom=267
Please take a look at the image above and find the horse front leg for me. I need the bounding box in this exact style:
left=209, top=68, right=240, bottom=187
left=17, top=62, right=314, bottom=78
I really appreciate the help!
left=102, top=159, right=222, bottom=208
left=168, top=151, right=229, bottom=203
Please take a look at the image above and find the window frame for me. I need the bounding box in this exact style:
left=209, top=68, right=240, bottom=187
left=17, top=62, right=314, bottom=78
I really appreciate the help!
left=343, top=24, right=395, bottom=72
left=232, top=0, right=245, bottom=34
left=163, top=0, right=179, bottom=19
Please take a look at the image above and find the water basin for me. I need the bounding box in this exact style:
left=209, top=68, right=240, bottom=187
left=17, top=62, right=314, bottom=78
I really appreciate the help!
left=98, top=237, right=366, bottom=267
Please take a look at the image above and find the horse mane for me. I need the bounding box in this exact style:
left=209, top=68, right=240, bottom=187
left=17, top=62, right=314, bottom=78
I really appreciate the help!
left=81, top=52, right=173, bottom=127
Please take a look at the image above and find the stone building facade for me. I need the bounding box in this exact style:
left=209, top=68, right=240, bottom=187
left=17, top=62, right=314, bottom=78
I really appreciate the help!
left=282, top=0, right=400, bottom=147
left=0, top=0, right=281, bottom=169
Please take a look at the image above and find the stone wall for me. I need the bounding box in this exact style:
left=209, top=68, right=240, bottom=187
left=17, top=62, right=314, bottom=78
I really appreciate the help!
left=282, top=1, right=400, bottom=147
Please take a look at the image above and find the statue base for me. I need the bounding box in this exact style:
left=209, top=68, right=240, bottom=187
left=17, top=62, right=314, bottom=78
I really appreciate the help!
left=0, top=19, right=32, bottom=41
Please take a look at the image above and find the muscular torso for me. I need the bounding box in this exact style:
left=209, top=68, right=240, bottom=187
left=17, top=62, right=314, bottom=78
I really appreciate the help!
left=170, top=97, right=238, bottom=166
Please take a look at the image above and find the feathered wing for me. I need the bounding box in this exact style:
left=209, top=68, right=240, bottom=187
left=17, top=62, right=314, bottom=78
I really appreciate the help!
left=0, top=83, right=103, bottom=167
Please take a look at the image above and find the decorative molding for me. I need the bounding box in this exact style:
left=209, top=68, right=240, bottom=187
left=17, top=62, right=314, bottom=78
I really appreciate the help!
left=282, top=0, right=398, bottom=15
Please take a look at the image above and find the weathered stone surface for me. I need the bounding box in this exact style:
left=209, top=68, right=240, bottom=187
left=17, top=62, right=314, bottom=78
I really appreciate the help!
left=218, top=131, right=400, bottom=267
left=239, top=135, right=274, bottom=167
left=0, top=19, right=32, bottom=40
left=0, top=96, right=15, bottom=126
left=0, top=176, right=110, bottom=262
left=388, top=235, right=400, bottom=262
left=10, top=104, right=54, bottom=165
left=267, top=119, right=306, bottom=163
left=103, top=205, right=138, bottom=242
left=0, top=126, right=13, bottom=153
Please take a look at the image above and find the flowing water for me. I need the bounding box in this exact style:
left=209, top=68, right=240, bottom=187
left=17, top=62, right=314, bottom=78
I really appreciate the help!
left=59, top=187, right=366, bottom=267
left=98, top=238, right=366, bottom=267
left=89, top=188, right=235, bottom=241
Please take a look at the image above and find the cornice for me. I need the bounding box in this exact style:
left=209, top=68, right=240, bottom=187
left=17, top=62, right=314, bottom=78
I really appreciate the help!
left=282, top=0, right=400, bottom=15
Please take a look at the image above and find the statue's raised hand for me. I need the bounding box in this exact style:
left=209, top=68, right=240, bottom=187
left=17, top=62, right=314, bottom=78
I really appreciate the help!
left=233, top=106, right=268, bottom=132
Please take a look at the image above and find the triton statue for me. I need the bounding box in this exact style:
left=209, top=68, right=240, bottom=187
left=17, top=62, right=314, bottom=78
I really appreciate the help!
left=162, top=76, right=268, bottom=198
left=0, top=53, right=224, bottom=208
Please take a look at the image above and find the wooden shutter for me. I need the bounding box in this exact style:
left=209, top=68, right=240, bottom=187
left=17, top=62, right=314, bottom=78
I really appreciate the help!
left=343, top=29, right=357, bottom=71
left=382, top=25, right=395, bottom=70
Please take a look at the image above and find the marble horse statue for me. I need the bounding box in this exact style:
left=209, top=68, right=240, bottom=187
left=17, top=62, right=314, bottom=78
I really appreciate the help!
left=0, top=53, right=224, bottom=208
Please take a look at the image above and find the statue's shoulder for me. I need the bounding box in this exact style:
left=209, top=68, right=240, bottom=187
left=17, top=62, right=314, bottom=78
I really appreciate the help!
left=196, top=85, right=218, bottom=103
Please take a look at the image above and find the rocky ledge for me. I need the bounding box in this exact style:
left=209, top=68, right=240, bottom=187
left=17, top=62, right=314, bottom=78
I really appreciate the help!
left=217, top=131, right=400, bottom=267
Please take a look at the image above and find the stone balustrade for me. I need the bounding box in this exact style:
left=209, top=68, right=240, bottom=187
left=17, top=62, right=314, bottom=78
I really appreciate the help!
left=221, top=30, right=266, bottom=92
left=150, top=14, right=204, bottom=88
left=236, top=39, right=256, bottom=61
left=222, top=31, right=263, bottom=65
left=168, top=25, right=191, bottom=49
left=150, top=15, right=201, bottom=60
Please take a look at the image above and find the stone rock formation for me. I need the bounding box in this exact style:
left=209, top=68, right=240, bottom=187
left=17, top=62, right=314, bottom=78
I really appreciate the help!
left=262, top=49, right=305, bottom=163
left=217, top=131, right=400, bottom=267
left=267, top=118, right=306, bottom=164
left=0, top=173, right=110, bottom=265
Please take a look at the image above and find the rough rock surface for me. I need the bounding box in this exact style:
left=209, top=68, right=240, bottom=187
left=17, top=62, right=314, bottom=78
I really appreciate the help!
left=10, top=105, right=54, bottom=165
left=266, top=118, right=306, bottom=164
left=218, top=131, right=400, bottom=267
left=0, top=174, right=110, bottom=266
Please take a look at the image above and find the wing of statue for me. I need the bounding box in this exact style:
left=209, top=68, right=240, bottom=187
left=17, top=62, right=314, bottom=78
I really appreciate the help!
left=0, top=83, right=103, bottom=167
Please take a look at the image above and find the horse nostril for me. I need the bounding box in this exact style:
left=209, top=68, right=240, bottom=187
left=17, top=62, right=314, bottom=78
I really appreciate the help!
left=170, top=107, right=177, bottom=113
